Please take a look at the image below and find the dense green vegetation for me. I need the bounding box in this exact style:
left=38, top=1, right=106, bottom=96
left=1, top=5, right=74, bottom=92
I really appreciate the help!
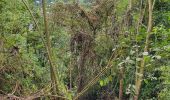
left=0, top=0, right=170, bottom=100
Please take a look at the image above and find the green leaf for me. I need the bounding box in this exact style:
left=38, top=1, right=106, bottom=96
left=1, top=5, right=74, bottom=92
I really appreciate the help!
left=144, top=79, right=149, bottom=85
left=99, top=80, right=104, bottom=86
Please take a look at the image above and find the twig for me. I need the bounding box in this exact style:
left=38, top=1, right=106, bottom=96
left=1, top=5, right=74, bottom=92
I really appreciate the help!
left=11, top=81, right=19, bottom=95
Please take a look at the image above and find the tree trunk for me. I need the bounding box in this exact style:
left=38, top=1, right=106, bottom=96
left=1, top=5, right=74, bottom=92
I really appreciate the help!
left=119, top=67, right=124, bottom=100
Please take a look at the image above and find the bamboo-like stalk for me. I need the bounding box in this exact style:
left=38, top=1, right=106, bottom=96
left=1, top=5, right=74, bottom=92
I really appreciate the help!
left=135, top=0, right=146, bottom=95
left=22, top=0, right=59, bottom=95
left=134, top=0, right=153, bottom=99
left=42, top=0, right=59, bottom=95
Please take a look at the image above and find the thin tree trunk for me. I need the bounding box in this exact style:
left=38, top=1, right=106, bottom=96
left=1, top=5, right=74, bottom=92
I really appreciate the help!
left=69, top=61, right=72, bottom=90
left=42, top=0, right=59, bottom=95
left=119, top=67, right=124, bottom=100
left=134, top=0, right=153, bottom=99
left=22, top=0, right=60, bottom=97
